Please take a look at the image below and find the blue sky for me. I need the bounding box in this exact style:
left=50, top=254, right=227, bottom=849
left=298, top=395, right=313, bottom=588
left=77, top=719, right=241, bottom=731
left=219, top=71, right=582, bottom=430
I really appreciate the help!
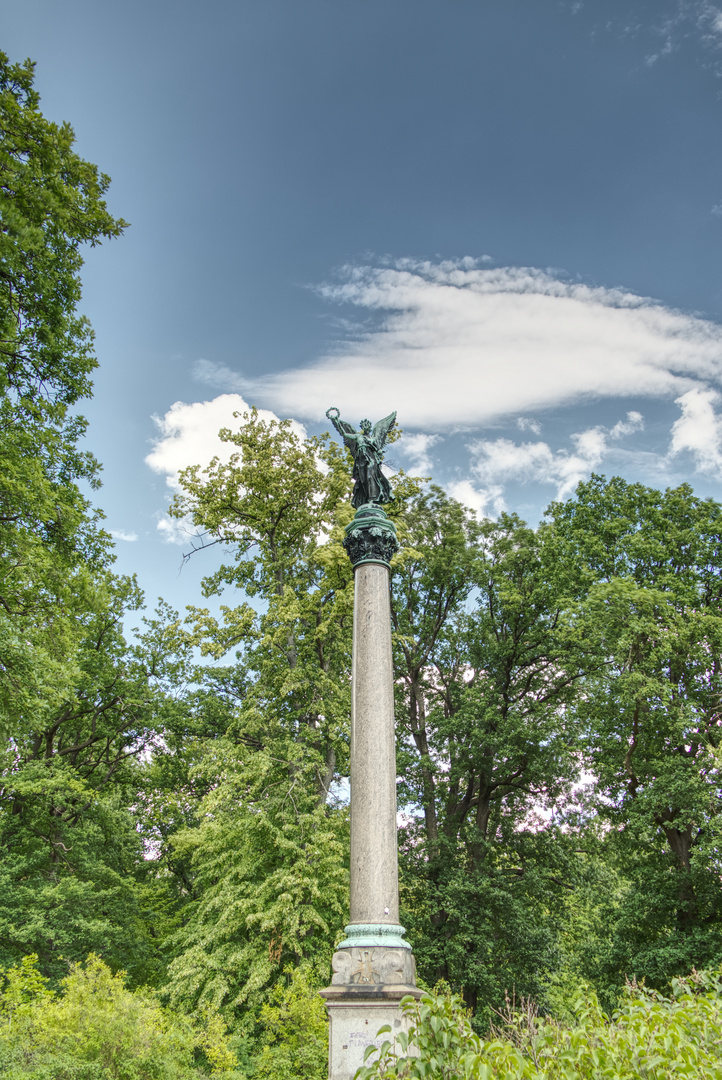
left=5, top=0, right=722, bottom=613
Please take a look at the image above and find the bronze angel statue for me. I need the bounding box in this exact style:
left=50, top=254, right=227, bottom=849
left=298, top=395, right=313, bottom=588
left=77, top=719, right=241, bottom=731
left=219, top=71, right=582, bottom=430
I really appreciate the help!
left=326, top=407, right=397, bottom=508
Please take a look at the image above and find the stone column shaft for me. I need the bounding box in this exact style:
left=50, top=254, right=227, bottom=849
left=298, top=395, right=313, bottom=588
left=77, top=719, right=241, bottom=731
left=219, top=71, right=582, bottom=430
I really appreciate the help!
left=349, top=562, right=399, bottom=926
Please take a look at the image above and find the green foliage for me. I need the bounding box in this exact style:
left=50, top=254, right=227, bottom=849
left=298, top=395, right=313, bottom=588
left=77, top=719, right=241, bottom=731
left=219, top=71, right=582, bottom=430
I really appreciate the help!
left=4, top=75, right=722, bottom=1046
left=0, top=953, right=238, bottom=1079
left=161, top=411, right=361, bottom=1026
left=549, top=477, right=722, bottom=986
left=164, top=755, right=348, bottom=1024
left=0, top=591, right=197, bottom=984
left=357, top=972, right=722, bottom=1079
left=0, top=51, right=127, bottom=733
left=0, top=52, right=193, bottom=988
left=171, top=409, right=357, bottom=802
left=252, top=966, right=328, bottom=1080
left=0, top=53, right=126, bottom=414
left=392, top=493, right=590, bottom=1016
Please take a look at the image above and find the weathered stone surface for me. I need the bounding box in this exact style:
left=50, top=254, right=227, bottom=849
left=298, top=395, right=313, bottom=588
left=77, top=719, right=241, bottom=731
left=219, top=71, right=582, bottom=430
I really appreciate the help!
left=330, top=946, right=417, bottom=987
left=321, top=991, right=419, bottom=1080
left=349, top=561, right=399, bottom=927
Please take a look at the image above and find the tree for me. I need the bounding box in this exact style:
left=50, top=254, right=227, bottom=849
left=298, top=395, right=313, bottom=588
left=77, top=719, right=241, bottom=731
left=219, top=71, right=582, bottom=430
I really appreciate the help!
left=169, top=410, right=355, bottom=805
left=548, top=476, right=722, bottom=985
left=0, top=54, right=189, bottom=986
left=0, top=587, right=195, bottom=984
left=253, top=966, right=329, bottom=1080
left=161, top=412, right=357, bottom=1024
left=164, top=767, right=349, bottom=1026
left=0, top=52, right=127, bottom=732
left=391, top=492, right=591, bottom=1017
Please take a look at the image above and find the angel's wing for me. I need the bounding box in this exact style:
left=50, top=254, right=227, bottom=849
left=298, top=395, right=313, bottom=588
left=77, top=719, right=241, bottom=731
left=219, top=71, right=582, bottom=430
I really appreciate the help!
left=371, top=411, right=397, bottom=449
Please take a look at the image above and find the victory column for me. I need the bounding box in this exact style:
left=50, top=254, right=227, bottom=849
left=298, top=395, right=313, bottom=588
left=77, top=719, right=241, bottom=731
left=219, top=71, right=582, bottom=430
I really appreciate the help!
left=321, top=408, right=419, bottom=1080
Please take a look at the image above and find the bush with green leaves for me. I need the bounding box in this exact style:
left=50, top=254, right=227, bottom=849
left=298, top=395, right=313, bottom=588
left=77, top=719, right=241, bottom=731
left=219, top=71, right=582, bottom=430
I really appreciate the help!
left=251, top=966, right=328, bottom=1080
left=0, top=953, right=240, bottom=1079
left=356, top=970, right=722, bottom=1079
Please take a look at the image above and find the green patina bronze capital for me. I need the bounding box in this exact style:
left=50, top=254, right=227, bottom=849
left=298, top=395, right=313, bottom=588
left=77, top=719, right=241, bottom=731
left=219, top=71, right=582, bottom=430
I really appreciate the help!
left=337, top=923, right=411, bottom=950
left=343, top=503, right=399, bottom=569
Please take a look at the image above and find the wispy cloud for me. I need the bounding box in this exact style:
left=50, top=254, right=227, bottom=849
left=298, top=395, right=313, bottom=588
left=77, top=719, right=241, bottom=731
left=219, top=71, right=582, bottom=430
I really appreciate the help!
left=469, top=412, right=645, bottom=499
left=400, top=433, right=442, bottom=475
left=193, top=359, right=249, bottom=394
left=108, top=528, right=138, bottom=543
left=606, top=2, right=722, bottom=70
left=696, top=2, right=722, bottom=42
left=159, top=261, right=722, bottom=525
left=219, top=260, right=722, bottom=430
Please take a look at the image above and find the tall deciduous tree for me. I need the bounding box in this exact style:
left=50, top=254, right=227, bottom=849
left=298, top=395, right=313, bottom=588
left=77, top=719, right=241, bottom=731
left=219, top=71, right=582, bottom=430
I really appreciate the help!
left=0, top=584, right=195, bottom=984
left=0, top=53, right=184, bottom=985
left=549, top=476, right=722, bottom=984
left=169, top=410, right=355, bottom=804
left=0, top=52, right=127, bottom=731
left=392, top=491, right=591, bottom=1016
left=162, top=412, right=357, bottom=1023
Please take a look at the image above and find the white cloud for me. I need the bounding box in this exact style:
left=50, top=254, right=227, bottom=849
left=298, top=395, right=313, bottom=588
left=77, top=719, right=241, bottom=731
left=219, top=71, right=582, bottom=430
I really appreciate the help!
left=446, top=479, right=506, bottom=519
left=226, top=261, right=722, bottom=429
left=400, top=433, right=442, bottom=475
left=610, top=410, right=644, bottom=438
left=146, top=394, right=250, bottom=491
left=669, top=387, right=722, bottom=474
left=470, top=412, right=645, bottom=499
left=517, top=416, right=542, bottom=435
left=109, top=528, right=138, bottom=542
left=154, top=514, right=203, bottom=546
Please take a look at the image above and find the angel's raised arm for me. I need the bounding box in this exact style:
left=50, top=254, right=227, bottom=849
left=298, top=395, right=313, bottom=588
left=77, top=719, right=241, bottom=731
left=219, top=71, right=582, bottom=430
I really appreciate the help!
left=326, top=408, right=358, bottom=449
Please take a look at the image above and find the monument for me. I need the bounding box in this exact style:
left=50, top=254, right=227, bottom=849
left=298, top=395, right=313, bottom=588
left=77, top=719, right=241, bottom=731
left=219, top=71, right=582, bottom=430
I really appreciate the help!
left=321, top=408, right=419, bottom=1080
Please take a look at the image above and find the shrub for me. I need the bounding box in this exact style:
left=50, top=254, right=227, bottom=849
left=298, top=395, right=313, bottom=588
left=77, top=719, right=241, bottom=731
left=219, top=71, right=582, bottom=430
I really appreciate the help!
left=0, top=953, right=239, bottom=1079
left=356, top=968, right=722, bottom=1079
left=252, top=966, right=328, bottom=1080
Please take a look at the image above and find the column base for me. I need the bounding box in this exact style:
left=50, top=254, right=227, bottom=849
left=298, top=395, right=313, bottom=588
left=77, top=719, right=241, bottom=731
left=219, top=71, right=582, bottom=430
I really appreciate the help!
left=321, top=983, right=421, bottom=1080
left=321, top=944, right=420, bottom=1079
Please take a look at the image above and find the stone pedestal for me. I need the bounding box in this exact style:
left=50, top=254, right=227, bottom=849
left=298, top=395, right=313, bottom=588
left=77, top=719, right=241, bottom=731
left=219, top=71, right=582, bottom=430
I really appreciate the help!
left=321, top=505, right=420, bottom=1080
left=322, top=986, right=418, bottom=1080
